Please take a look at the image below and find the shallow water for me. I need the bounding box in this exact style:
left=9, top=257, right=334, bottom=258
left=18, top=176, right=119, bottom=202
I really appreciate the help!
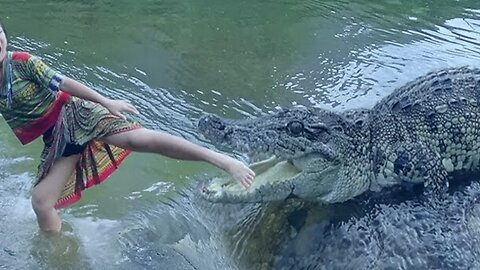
left=1, top=0, right=480, bottom=269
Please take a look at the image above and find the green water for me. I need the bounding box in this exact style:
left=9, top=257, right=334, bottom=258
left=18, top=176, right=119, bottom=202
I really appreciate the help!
left=1, top=0, right=480, bottom=269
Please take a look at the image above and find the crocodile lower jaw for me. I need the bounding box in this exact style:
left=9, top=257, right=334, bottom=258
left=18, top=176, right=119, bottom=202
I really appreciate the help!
left=200, top=158, right=300, bottom=201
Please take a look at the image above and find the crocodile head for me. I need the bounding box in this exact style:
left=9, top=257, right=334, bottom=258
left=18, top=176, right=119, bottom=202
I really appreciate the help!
left=198, top=106, right=359, bottom=203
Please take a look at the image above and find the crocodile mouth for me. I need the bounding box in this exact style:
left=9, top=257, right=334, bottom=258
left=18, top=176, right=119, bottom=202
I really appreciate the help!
left=200, top=156, right=301, bottom=201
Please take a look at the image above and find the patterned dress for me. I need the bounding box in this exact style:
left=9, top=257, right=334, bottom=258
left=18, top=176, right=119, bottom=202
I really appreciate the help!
left=0, top=51, right=141, bottom=208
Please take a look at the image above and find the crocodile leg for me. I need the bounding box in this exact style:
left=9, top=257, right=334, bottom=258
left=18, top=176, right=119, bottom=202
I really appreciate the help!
left=374, top=142, right=449, bottom=195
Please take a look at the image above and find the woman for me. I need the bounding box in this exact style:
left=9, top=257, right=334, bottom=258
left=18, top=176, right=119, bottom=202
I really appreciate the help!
left=0, top=21, right=255, bottom=232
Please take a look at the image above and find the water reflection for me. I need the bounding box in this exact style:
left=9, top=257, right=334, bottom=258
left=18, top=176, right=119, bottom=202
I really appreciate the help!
left=115, top=181, right=480, bottom=270
left=270, top=183, right=480, bottom=270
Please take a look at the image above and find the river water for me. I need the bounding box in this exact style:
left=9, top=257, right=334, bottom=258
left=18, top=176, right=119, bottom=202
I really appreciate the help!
left=1, top=1, right=480, bottom=269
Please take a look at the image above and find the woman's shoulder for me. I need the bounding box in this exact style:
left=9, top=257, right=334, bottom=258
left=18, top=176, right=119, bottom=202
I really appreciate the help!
left=10, top=51, right=33, bottom=62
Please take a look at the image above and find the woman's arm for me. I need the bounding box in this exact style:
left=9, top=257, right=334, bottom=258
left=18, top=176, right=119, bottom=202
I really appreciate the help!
left=60, top=77, right=139, bottom=119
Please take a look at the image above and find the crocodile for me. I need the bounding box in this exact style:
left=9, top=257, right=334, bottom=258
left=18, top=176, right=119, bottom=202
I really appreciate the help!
left=197, top=67, right=480, bottom=204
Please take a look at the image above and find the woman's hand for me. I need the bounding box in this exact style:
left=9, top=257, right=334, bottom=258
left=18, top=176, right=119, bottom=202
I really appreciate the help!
left=102, top=99, right=139, bottom=120
left=60, top=77, right=140, bottom=120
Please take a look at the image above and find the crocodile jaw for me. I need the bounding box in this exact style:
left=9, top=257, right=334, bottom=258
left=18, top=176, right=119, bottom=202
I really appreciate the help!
left=200, top=153, right=345, bottom=203
left=200, top=158, right=300, bottom=203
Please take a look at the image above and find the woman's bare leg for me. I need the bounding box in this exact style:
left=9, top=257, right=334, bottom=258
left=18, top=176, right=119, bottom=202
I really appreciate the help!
left=31, top=154, right=80, bottom=232
left=101, top=128, right=255, bottom=187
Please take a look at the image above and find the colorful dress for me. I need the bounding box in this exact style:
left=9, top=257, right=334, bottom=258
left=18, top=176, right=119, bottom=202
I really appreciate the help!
left=0, top=51, right=142, bottom=208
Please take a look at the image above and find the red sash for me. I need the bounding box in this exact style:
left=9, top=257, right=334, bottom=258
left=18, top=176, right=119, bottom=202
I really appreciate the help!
left=13, top=91, right=71, bottom=145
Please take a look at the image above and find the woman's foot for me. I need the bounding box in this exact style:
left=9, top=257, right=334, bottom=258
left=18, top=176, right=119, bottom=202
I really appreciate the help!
left=222, top=156, right=255, bottom=188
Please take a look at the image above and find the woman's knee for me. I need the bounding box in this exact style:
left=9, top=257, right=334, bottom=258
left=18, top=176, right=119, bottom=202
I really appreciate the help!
left=31, top=187, right=55, bottom=214
left=31, top=155, right=79, bottom=215
left=118, top=129, right=154, bottom=151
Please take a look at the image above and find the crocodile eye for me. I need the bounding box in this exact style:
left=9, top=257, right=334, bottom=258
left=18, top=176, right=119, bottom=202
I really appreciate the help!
left=331, top=125, right=343, bottom=133
left=286, top=121, right=304, bottom=135
left=210, top=118, right=225, bottom=130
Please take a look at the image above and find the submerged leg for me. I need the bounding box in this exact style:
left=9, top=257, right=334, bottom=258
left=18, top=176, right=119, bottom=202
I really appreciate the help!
left=31, top=154, right=80, bottom=232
